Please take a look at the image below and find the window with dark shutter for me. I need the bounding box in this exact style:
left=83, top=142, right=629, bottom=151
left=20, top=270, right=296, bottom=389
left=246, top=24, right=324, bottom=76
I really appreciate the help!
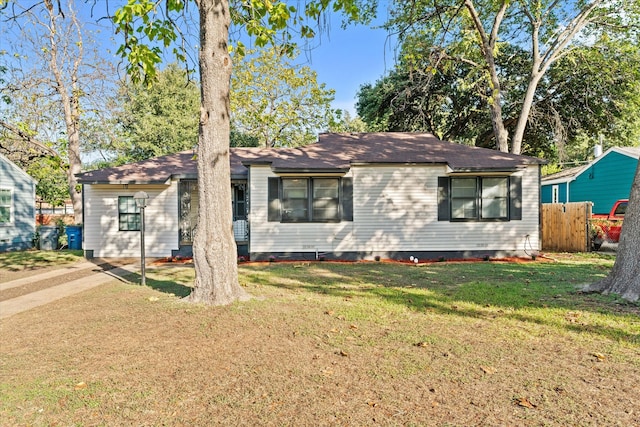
left=341, top=178, right=353, bottom=221
left=269, top=177, right=353, bottom=223
left=509, top=175, right=522, bottom=220
left=437, top=177, right=450, bottom=221
left=267, top=177, right=281, bottom=221
left=438, top=175, right=520, bottom=221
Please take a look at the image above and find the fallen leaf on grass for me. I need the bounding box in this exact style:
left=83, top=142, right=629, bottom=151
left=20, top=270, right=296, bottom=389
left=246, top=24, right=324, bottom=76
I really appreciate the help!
left=74, top=382, right=87, bottom=390
left=480, top=366, right=496, bottom=374
left=554, top=386, right=566, bottom=395
left=513, top=397, right=537, bottom=409
left=147, top=296, right=159, bottom=302
left=565, top=311, right=581, bottom=323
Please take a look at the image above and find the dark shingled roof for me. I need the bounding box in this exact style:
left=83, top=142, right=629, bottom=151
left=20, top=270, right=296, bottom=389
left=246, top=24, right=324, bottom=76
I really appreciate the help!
left=76, top=132, right=545, bottom=184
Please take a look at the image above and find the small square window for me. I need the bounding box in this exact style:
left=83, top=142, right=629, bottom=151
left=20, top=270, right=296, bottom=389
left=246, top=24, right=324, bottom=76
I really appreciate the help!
left=118, top=196, right=141, bottom=231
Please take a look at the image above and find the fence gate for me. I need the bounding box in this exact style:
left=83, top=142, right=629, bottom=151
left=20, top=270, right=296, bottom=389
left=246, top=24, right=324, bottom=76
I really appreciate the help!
left=541, top=202, right=592, bottom=252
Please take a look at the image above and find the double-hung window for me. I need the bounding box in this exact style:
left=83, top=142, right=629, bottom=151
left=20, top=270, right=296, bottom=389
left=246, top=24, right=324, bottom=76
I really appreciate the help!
left=439, top=176, right=521, bottom=221
left=312, top=179, right=340, bottom=221
left=0, top=188, right=12, bottom=224
left=269, top=177, right=352, bottom=223
left=480, top=177, right=508, bottom=219
left=118, top=196, right=141, bottom=231
left=282, top=179, right=311, bottom=221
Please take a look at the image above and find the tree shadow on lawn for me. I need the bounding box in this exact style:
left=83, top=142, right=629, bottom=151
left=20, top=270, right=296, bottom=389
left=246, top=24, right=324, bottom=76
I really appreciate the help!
left=242, top=261, right=640, bottom=345
left=125, top=267, right=193, bottom=298
left=0, top=249, right=83, bottom=272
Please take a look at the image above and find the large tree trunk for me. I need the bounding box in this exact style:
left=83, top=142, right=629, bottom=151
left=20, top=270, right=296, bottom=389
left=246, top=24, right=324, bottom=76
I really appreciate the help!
left=464, top=0, right=510, bottom=153
left=586, top=162, right=640, bottom=301
left=44, top=0, right=83, bottom=223
left=510, top=71, right=543, bottom=156
left=187, top=0, right=250, bottom=305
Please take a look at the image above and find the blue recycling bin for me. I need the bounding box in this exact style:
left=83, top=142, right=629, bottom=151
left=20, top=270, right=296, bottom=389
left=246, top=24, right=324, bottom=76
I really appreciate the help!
left=65, top=225, right=83, bottom=250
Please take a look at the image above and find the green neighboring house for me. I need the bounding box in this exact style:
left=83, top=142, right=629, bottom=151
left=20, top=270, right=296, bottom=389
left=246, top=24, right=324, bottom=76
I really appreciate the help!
left=541, top=146, right=640, bottom=214
left=0, top=153, right=37, bottom=252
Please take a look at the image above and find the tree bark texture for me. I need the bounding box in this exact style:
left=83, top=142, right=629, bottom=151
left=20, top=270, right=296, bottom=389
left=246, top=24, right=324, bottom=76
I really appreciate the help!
left=464, top=0, right=509, bottom=153
left=586, top=162, right=640, bottom=301
left=187, top=0, right=250, bottom=306
left=44, top=0, right=83, bottom=224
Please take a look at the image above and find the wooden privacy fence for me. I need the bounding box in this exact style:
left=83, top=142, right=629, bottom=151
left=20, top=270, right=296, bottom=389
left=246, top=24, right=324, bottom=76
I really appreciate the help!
left=541, top=202, right=592, bottom=252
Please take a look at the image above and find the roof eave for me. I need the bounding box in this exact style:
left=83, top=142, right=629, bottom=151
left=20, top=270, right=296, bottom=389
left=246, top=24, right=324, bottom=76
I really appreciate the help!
left=77, top=179, right=171, bottom=185
left=271, top=167, right=350, bottom=175
left=541, top=177, right=573, bottom=185
left=350, top=161, right=446, bottom=167
left=448, top=167, right=521, bottom=173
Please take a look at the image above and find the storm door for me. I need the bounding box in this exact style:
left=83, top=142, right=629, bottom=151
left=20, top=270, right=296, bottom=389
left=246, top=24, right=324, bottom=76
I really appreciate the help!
left=178, top=180, right=198, bottom=245
left=232, top=183, right=249, bottom=242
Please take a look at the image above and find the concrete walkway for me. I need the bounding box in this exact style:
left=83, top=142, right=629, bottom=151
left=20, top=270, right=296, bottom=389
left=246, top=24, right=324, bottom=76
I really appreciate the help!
left=0, top=262, right=139, bottom=320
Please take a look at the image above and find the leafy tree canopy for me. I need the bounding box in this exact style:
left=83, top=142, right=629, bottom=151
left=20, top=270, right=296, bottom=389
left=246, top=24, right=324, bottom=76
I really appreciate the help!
left=231, top=46, right=335, bottom=147
left=327, top=109, right=368, bottom=133
left=27, top=156, right=69, bottom=207
left=114, top=63, right=200, bottom=163
left=357, top=34, right=640, bottom=163
left=381, top=0, right=640, bottom=154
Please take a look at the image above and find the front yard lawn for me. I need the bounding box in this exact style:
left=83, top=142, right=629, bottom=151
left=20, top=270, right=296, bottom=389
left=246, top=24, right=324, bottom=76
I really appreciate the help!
left=1, top=253, right=638, bottom=425
left=0, top=250, right=84, bottom=283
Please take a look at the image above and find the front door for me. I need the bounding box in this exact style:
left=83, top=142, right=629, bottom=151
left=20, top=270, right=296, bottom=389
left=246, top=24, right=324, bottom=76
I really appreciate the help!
left=178, top=180, right=249, bottom=252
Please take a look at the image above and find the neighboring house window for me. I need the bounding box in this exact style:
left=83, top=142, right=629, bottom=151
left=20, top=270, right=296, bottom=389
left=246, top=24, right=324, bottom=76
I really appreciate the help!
left=552, top=185, right=559, bottom=203
left=0, top=188, right=12, bottom=224
left=268, top=177, right=353, bottom=223
left=438, top=176, right=522, bottom=221
left=118, top=196, right=141, bottom=231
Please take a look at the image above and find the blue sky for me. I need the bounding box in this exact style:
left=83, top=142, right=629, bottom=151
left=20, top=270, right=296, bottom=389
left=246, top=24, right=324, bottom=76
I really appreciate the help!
left=3, top=1, right=397, bottom=116
left=295, top=15, right=398, bottom=114
left=101, top=2, right=398, bottom=115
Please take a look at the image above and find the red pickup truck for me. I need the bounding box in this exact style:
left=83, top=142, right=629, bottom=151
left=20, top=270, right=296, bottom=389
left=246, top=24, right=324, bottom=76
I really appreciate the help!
left=591, top=199, right=627, bottom=250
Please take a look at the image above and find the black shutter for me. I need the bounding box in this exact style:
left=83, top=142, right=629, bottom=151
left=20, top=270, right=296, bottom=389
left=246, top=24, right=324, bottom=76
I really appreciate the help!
left=341, top=177, right=353, bottom=221
left=268, top=177, right=281, bottom=221
left=509, top=175, right=522, bottom=220
left=437, top=177, right=450, bottom=221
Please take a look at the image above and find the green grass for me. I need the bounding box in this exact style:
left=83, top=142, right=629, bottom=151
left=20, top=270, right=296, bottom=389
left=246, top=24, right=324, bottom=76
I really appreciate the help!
left=2, top=253, right=639, bottom=426
left=232, top=256, right=637, bottom=344
left=0, top=249, right=84, bottom=273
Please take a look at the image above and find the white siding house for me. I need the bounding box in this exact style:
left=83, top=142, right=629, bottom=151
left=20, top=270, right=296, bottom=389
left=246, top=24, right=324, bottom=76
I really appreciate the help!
left=83, top=183, right=179, bottom=258
left=77, top=132, right=545, bottom=260
left=249, top=164, right=540, bottom=260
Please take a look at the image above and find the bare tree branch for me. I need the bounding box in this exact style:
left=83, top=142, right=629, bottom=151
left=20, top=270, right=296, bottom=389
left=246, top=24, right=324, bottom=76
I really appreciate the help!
left=0, top=119, right=60, bottom=157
